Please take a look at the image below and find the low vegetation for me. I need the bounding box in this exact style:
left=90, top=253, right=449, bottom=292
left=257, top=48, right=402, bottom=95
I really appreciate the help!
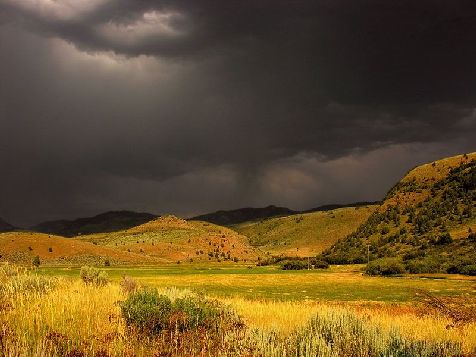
left=1, top=264, right=475, bottom=356
left=79, top=265, right=109, bottom=286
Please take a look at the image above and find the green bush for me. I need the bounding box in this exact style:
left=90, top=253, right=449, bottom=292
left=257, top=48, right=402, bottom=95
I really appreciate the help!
left=311, top=259, right=329, bottom=269
left=80, top=266, right=109, bottom=286
left=172, top=296, right=223, bottom=331
left=121, top=289, right=172, bottom=333
left=437, top=232, right=453, bottom=245
left=366, top=258, right=405, bottom=276
left=120, top=289, right=237, bottom=335
left=405, top=257, right=441, bottom=274
left=280, top=260, right=308, bottom=270
left=460, top=264, right=476, bottom=276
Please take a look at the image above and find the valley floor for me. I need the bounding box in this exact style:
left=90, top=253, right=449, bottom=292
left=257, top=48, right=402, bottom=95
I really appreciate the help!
left=37, top=263, right=476, bottom=302
left=2, top=263, right=476, bottom=356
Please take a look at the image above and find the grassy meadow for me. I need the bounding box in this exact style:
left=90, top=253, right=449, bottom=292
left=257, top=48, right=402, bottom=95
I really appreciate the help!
left=36, top=264, right=476, bottom=302
left=2, top=263, right=476, bottom=356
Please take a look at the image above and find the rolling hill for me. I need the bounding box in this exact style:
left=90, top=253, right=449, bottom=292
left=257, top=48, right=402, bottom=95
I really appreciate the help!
left=0, top=231, right=155, bottom=266
left=75, top=215, right=261, bottom=263
left=232, top=205, right=378, bottom=257
left=31, top=210, right=157, bottom=237
left=321, top=152, right=476, bottom=274
left=0, top=217, right=15, bottom=232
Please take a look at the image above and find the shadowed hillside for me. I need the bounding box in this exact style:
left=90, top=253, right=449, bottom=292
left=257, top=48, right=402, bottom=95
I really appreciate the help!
left=322, top=152, right=476, bottom=275
left=31, top=211, right=157, bottom=237
left=233, top=205, right=377, bottom=257
left=190, top=205, right=297, bottom=226
left=76, top=215, right=261, bottom=263
left=0, top=217, right=15, bottom=232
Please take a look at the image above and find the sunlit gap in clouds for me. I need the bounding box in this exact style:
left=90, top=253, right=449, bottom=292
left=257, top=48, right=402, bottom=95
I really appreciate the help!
left=2, top=0, right=111, bottom=21
left=48, top=37, right=165, bottom=81
left=3, top=0, right=189, bottom=60
left=98, top=10, right=187, bottom=47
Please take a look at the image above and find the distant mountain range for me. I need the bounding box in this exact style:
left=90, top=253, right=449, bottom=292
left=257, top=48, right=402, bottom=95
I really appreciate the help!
left=190, top=205, right=296, bottom=226
left=0, top=217, right=15, bottom=232
left=26, top=202, right=378, bottom=237
left=31, top=210, right=157, bottom=237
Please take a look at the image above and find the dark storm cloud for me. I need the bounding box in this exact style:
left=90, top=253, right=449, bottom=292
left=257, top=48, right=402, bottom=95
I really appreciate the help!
left=0, top=0, right=475, bottom=226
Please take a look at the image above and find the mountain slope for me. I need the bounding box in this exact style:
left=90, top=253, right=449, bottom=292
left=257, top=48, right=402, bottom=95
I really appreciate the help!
left=233, top=205, right=377, bottom=257
left=190, top=205, right=297, bottom=226
left=32, top=211, right=157, bottom=237
left=322, top=152, right=476, bottom=274
left=75, top=215, right=260, bottom=263
left=0, top=231, right=156, bottom=265
left=0, top=217, right=15, bottom=232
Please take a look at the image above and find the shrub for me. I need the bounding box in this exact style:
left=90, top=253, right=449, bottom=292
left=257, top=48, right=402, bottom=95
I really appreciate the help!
left=104, top=259, right=110, bottom=267
left=79, top=266, right=109, bottom=286
left=172, top=295, right=223, bottom=331
left=405, top=258, right=440, bottom=274
left=48, top=247, right=53, bottom=253
left=311, top=259, right=329, bottom=269
left=120, top=289, right=172, bottom=333
left=437, top=232, right=453, bottom=245
left=280, top=260, right=308, bottom=270
left=366, top=258, right=405, bottom=276
left=460, top=265, right=476, bottom=276
left=120, top=289, right=237, bottom=335
left=32, top=255, right=41, bottom=267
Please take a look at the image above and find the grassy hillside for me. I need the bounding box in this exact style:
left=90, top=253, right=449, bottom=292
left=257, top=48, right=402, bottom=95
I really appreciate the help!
left=233, top=205, right=377, bottom=257
left=322, top=152, right=476, bottom=274
left=31, top=210, right=157, bottom=237
left=76, top=215, right=260, bottom=263
left=0, top=231, right=153, bottom=265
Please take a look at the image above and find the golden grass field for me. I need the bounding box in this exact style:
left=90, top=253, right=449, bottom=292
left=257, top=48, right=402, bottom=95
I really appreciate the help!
left=1, top=264, right=476, bottom=356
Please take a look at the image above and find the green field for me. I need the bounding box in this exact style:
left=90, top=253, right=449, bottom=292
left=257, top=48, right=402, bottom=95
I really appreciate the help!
left=36, top=264, right=476, bottom=303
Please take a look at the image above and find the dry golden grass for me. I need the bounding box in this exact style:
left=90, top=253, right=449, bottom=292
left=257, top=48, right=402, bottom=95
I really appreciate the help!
left=0, top=232, right=152, bottom=265
left=2, top=269, right=475, bottom=356
left=228, top=297, right=476, bottom=354
left=233, top=206, right=378, bottom=257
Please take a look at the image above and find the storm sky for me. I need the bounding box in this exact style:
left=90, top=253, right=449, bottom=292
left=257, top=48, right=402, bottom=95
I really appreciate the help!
left=1, top=0, right=475, bottom=226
